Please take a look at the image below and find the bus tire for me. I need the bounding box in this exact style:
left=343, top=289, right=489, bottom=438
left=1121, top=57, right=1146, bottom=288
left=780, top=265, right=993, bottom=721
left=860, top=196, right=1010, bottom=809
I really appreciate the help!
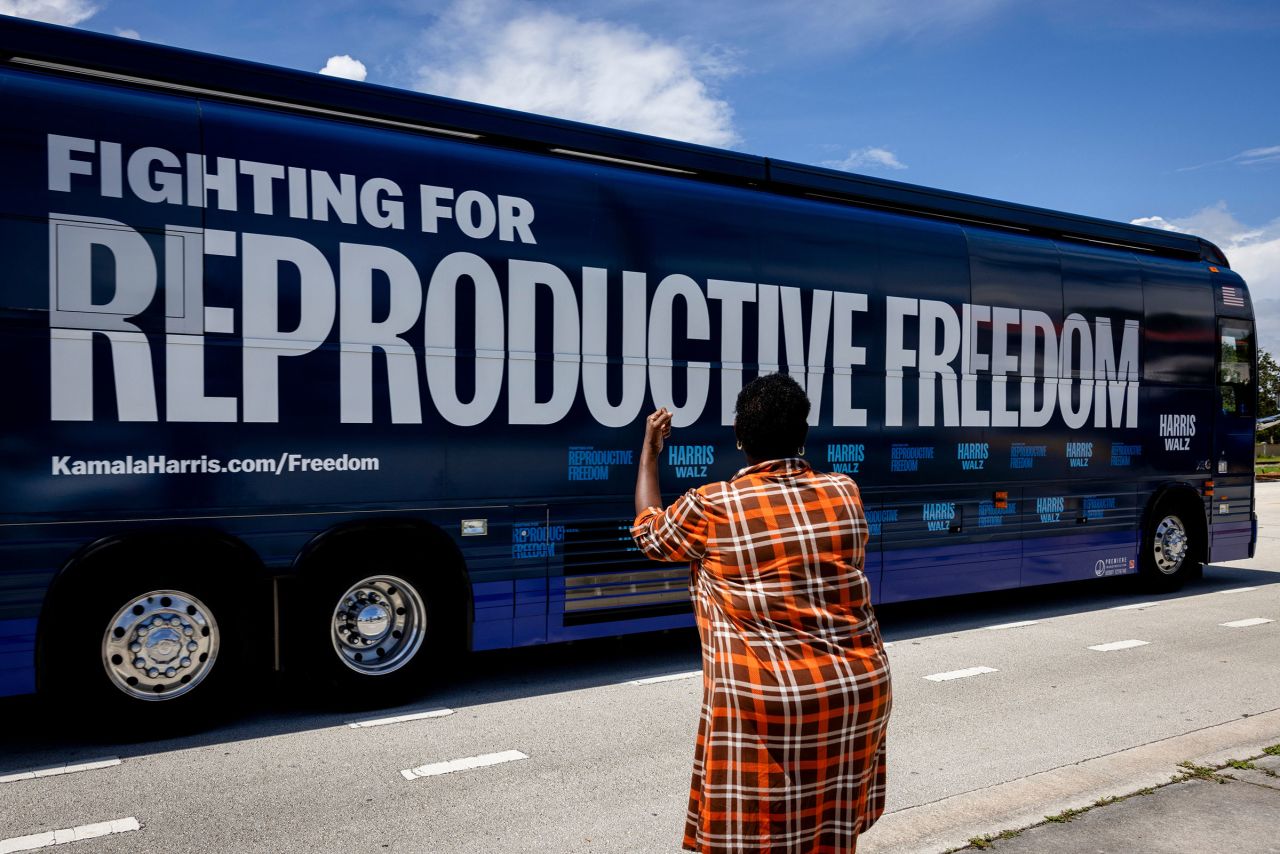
left=1140, top=500, right=1203, bottom=592
left=49, top=556, right=250, bottom=736
left=304, top=553, right=454, bottom=705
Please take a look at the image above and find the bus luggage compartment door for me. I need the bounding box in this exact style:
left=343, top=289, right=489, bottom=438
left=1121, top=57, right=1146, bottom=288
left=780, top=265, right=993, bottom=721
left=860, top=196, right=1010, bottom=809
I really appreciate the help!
left=877, top=486, right=1020, bottom=603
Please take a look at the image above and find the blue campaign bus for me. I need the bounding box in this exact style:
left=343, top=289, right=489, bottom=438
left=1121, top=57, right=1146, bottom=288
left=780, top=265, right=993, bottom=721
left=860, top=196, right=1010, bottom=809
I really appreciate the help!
left=0, top=18, right=1257, bottom=729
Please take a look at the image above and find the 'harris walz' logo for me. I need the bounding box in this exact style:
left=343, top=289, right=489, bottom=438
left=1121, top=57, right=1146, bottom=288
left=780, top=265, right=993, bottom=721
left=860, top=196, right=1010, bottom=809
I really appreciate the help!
left=923, top=502, right=956, bottom=532
left=827, top=443, right=864, bottom=474
left=1159, top=414, right=1196, bottom=451
left=1066, top=442, right=1092, bottom=468
left=667, top=444, right=714, bottom=478
left=957, top=442, right=988, bottom=470
left=1037, top=496, right=1065, bottom=523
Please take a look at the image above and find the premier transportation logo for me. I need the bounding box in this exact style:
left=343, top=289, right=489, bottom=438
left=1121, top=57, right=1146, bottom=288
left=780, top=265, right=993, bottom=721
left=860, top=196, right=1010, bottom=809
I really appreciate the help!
left=1094, top=557, right=1134, bottom=577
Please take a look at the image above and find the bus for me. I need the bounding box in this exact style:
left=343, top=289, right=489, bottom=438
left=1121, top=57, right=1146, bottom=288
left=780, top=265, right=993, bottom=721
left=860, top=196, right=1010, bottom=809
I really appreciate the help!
left=0, top=17, right=1256, bottom=731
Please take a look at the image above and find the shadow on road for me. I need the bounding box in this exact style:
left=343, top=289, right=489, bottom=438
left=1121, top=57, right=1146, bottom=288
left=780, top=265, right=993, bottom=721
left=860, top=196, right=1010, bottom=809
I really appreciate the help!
left=0, top=562, right=1274, bottom=770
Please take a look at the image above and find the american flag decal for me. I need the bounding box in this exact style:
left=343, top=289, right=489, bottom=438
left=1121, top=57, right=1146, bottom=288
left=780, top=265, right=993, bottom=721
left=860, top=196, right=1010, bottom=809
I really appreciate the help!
left=1222, top=285, right=1246, bottom=308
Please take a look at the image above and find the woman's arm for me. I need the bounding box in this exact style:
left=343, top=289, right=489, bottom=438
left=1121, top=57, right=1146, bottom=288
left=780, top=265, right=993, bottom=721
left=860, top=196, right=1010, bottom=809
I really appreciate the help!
left=634, top=408, right=673, bottom=515
left=631, top=408, right=708, bottom=563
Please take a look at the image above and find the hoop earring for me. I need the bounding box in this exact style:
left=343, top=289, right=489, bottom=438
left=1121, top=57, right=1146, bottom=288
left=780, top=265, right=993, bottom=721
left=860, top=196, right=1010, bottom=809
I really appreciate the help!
left=736, top=440, right=744, bottom=451
left=797, top=446, right=805, bottom=457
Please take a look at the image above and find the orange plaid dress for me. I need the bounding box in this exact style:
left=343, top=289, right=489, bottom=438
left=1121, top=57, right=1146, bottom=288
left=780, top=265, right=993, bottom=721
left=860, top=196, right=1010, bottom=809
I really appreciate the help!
left=632, top=458, right=892, bottom=854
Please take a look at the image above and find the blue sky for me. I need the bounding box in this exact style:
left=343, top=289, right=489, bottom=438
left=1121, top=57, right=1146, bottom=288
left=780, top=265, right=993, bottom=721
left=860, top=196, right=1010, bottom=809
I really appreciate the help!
left=7, top=0, right=1280, bottom=341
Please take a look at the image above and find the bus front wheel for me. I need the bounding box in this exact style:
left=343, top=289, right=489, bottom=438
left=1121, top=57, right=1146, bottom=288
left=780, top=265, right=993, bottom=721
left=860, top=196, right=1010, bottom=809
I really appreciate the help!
left=51, top=567, right=248, bottom=734
left=1141, top=504, right=1203, bottom=591
left=100, top=588, right=221, bottom=702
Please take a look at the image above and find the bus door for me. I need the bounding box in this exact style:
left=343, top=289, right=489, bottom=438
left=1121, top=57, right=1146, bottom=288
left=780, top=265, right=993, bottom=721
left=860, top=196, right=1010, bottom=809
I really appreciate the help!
left=1211, top=285, right=1256, bottom=559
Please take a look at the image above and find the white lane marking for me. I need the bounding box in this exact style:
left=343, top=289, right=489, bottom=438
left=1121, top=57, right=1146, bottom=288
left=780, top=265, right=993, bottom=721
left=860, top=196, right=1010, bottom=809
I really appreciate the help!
left=0, top=818, right=140, bottom=853
left=401, top=750, right=528, bottom=781
left=1220, top=618, right=1274, bottom=628
left=983, top=620, right=1040, bottom=631
left=1088, top=639, right=1150, bottom=651
left=923, top=666, right=998, bottom=682
left=629, top=670, right=701, bottom=685
left=1219, top=587, right=1258, bottom=594
left=347, top=709, right=454, bottom=729
left=0, top=758, right=120, bottom=785
left=1112, top=602, right=1161, bottom=610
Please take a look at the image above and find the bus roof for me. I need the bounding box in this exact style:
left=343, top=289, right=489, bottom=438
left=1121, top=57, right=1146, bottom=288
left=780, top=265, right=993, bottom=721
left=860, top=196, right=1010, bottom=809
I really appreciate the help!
left=0, top=16, right=1229, bottom=268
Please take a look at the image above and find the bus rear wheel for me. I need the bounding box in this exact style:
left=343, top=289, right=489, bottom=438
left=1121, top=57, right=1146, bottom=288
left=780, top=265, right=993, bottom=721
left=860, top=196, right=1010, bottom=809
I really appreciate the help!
left=306, top=567, right=444, bottom=705
left=1141, top=504, right=1202, bottom=591
left=329, top=574, right=428, bottom=677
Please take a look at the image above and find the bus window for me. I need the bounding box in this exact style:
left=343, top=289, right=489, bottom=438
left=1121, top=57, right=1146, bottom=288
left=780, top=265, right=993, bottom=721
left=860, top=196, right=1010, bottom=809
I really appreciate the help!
left=1219, top=320, right=1255, bottom=417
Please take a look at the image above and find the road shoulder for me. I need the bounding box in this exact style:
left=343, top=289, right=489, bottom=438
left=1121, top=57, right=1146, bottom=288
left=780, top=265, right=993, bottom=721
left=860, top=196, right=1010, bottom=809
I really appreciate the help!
left=859, top=707, right=1280, bottom=854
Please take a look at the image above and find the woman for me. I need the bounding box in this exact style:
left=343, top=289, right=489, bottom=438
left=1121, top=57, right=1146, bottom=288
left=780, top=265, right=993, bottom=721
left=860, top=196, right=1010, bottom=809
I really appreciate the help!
left=632, top=373, right=892, bottom=854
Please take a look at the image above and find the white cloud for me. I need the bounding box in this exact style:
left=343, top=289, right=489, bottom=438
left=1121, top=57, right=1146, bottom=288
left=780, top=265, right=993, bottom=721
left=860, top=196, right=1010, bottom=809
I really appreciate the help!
left=1178, top=143, right=1280, bottom=172
left=1235, top=145, right=1280, bottom=166
left=413, top=1, right=737, bottom=147
left=114, top=27, right=140, bottom=39
left=0, top=0, right=98, bottom=25
left=823, top=146, right=908, bottom=173
left=1134, top=202, right=1280, bottom=348
left=319, top=55, right=368, bottom=82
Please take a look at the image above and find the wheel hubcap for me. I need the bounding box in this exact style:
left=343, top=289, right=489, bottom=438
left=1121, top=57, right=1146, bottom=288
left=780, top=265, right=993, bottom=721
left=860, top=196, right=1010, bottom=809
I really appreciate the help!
left=331, top=575, right=425, bottom=675
left=1153, top=516, right=1189, bottom=574
left=102, top=590, right=219, bottom=701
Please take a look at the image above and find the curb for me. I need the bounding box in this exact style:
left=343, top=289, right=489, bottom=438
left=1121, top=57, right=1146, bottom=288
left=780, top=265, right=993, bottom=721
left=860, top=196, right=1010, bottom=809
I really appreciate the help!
left=859, top=708, right=1280, bottom=854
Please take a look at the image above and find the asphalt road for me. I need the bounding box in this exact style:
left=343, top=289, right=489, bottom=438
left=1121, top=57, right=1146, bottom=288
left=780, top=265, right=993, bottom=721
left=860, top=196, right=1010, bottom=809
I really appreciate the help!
left=2, top=488, right=1278, bottom=853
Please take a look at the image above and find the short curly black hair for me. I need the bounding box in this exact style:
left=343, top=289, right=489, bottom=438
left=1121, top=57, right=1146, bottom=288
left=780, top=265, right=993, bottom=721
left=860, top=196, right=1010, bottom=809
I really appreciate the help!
left=734, top=373, right=810, bottom=461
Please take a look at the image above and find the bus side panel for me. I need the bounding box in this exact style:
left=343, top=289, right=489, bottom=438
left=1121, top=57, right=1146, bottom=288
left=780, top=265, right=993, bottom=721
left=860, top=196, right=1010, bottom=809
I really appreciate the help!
left=748, top=191, right=886, bottom=602
left=870, top=216, right=1024, bottom=600
left=1140, top=257, right=1218, bottom=547
left=1018, top=244, right=1146, bottom=584
left=540, top=155, right=767, bottom=637
left=1141, top=259, right=1215, bottom=389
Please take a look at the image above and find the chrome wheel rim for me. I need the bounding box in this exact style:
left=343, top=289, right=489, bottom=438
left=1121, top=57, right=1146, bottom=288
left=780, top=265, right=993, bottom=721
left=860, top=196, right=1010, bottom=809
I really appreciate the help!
left=1153, top=515, right=1189, bottom=574
left=102, top=590, right=219, bottom=701
left=331, top=575, right=426, bottom=675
